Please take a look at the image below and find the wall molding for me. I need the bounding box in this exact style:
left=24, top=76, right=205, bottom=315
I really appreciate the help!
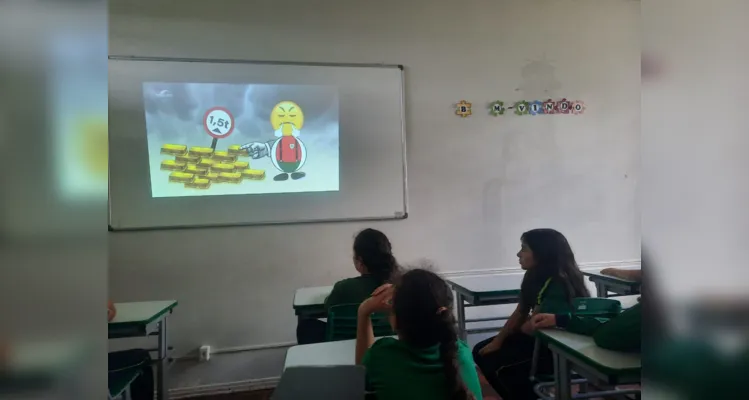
left=212, top=340, right=297, bottom=355
left=174, top=340, right=295, bottom=361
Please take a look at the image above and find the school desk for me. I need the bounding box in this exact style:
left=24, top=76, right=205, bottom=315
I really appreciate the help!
left=535, top=328, right=641, bottom=400
left=109, top=300, right=178, bottom=400
left=583, top=271, right=641, bottom=298
left=284, top=336, right=394, bottom=369
left=293, top=286, right=333, bottom=322
left=445, top=276, right=521, bottom=340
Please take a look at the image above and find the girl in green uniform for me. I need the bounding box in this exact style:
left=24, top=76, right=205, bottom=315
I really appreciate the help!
left=473, top=228, right=590, bottom=400
left=356, top=269, right=483, bottom=400
left=296, top=228, right=400, bottom=344
left=326, top=228, right=400, bottom=308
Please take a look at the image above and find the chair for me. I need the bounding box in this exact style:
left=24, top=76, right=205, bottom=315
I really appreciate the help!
left=326, top=304, right=394, bottom=342
left=273, top=366, right=366, bottom=400
left=530, top=297, right=623, bottom=399
left=108, top=368, right=141, bottom=400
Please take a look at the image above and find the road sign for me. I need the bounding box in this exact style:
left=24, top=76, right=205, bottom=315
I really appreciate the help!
left=203, top=107, right=235, bottom=139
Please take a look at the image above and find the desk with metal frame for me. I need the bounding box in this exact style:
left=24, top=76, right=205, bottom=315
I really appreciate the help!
left=109, top=300, right=178, bottom=400
left=535, top=328, right=641, bottom=400
left=293, top=286, right=333, bottom=322
left=446, top=276, right=521, bottom=340
left=583, top=271, right=640, bottom=298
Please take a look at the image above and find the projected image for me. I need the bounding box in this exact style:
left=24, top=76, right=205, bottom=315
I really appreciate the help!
left=53, top=33, right=108, bottom=203
left=144, top=83, right=339, bottom=197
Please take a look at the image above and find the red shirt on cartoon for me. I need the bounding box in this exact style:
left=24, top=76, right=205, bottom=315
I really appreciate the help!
left=276, top=136, right=302, bottom=163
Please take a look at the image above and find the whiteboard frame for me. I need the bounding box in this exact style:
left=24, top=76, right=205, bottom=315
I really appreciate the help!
left=107, top=55, right=408, bottom=231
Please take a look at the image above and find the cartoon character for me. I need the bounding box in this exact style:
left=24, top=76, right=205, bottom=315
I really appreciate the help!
left=241, top=101, right=307, bottom=181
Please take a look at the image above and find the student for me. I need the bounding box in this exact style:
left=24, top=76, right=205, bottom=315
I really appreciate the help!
left=108, top=301, right=155, bottom=400
left=296, top=228, right=399, bottom=344
left=531, top=299, right=642, bottom=352
left=326, top=228, right=400, bottom=307
left=356, top=269, right=482, bottom=400
left=472, top=228, right=589, bottom=400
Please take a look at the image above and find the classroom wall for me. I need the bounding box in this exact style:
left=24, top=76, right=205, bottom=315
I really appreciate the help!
left=108, top=0, right=640, bottom=394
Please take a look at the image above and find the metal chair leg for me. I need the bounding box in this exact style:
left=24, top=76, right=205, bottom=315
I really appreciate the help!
left=529, top=338, right=540, bottom=381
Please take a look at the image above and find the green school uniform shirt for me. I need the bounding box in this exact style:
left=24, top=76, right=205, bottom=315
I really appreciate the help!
left=647, top=338, right=749, bottom=400
left=535, top=278, right=575, bottom=315
left=325, top=275, right=383, bottom=309
left=556, top=302, right=642, bottom=352
left=362, top=337, right=483, bottom=400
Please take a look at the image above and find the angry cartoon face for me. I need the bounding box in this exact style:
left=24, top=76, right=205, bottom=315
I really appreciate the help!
left=270, top=101, right=304, bottom=137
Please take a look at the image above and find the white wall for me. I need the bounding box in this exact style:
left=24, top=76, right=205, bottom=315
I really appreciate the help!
left=108, top=0, right=639, bottom=393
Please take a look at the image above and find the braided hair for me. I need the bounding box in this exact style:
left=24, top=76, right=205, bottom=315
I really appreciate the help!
left=392, top=269, right=474, bottom=400
left=353, top=228, right=399, bottom=284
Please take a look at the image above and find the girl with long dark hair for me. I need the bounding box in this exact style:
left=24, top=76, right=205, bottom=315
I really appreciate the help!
left=473, top=228, right=589, bottom=400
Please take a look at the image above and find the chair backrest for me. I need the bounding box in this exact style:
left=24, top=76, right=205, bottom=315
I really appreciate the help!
left=572, top=297, right=622, bottom=318
left=273, top=366, right=366, bottom=400
left=327, top=304, right=394, bottom=342
left=108, top=368, right=141, bottom=400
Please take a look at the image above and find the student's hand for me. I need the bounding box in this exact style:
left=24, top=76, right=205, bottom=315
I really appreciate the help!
left=107, top=300, right=117, bottom=322
left=520, top=320, right=536, bottom=335
left=370, top=283, right=393, bottom=298
left=478, top=337, right=503, bottom=356
left=358, top=284, right=394, bottom=316
left=530, top=313, right=557, bottom=330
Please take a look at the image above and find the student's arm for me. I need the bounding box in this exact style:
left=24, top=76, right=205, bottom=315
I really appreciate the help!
left=593, top=303, right=642, bottom=352
left=531, top=312, right=608, bottom=336
left=479, top=303, right=529, bottom=355
left=355, top=284, right=393, bottom=365
left=355, top=307, right=375, bottom=365
left=324, top=282, right=342, bottom=309
left=531, top=303, right=642, bottom=352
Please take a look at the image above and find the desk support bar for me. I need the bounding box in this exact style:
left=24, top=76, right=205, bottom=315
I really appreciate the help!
left=465, top=327, right=502, bottom=335
left=465, top=316, right=509, bottom=323
left=157, top=318, right=169, bottom=400
left=455, top=293, right=467, bottom=341
left=554, top=353, right=572, bottom=400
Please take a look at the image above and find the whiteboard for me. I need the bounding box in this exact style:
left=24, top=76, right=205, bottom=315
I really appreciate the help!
left=108, top=57, right=407, bottom=230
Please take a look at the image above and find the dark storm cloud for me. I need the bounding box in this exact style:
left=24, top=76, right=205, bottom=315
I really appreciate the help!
left=210, top=84, right=247, bottom=118
left=248, top=85, right=337, bottom=127
left=234, top=115, right=265, bottom=139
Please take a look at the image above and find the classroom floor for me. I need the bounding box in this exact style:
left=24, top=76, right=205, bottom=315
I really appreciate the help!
left=189, top=368, right=501, bottom=399
left=187, top=381, right=626, bottom=400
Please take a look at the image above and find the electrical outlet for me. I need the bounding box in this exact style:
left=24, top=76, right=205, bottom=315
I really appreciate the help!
left=199, top=345, right=211, bottom=362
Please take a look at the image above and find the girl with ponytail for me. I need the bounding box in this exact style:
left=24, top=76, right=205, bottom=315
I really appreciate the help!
left=296, top=228, right=400, bottom=344
left=327, top=228, right=400, bottom=306
left=356, top=268, right=482, bottom=400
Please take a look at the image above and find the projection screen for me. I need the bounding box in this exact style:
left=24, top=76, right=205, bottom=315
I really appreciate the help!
left=108, top=56, right=407, bottom=230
